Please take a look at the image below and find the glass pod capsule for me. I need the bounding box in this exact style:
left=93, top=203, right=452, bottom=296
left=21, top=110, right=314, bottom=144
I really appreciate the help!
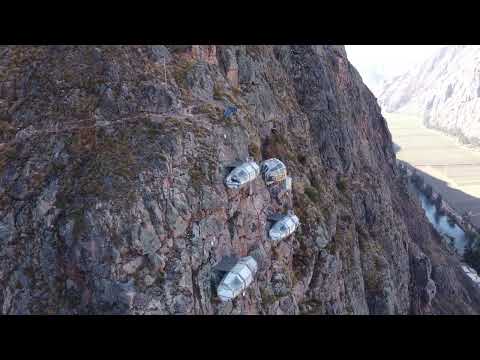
left=269, top=213, right=300, bottom=242
left=260, top=158, right=287, bottom=185
left=225, top=161, right=260, bottom=189
left=217, top=256, right=258, bottom=302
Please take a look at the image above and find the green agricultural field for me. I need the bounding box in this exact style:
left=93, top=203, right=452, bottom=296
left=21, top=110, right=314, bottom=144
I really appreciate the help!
left=385, top=112, right=480, bottom=227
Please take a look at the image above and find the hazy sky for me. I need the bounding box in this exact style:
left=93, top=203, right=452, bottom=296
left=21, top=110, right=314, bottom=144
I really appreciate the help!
left=345, top=45, right=446, bottom=92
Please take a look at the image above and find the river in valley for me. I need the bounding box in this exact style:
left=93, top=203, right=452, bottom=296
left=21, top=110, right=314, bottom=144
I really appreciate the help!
left=385, top=111, right=480, bottom=283
left=410, top=183, right=480, bottom=286
left=410, top=184, right=470, bottom=256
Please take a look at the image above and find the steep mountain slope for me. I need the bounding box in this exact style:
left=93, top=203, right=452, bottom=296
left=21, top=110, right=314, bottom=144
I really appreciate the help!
left=378, top=45, right=480, bottom=144
left=1, top=45, right=479, bottom=314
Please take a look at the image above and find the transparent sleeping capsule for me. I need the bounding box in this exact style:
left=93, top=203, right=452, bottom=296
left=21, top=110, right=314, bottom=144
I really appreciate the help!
left=269, top=213, right=300, bottom=242
left=225, top=161, right=260, bottom=189
left=260, top=158, right=287, bottom=185
left=217, top=256, right=258, bottom=302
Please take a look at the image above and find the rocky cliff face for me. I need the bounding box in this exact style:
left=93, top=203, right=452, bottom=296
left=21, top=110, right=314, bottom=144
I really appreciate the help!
left=1, top=45, right=480, bottom=314
left=378, top=46, right=480, bottom=145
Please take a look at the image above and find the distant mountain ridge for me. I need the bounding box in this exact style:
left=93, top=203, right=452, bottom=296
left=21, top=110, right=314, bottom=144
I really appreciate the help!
left=378, top=45, right=480, bottom=145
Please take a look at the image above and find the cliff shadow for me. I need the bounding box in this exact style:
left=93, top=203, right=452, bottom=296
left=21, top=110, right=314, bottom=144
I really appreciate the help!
left=403, top=162, right=480, bottom=230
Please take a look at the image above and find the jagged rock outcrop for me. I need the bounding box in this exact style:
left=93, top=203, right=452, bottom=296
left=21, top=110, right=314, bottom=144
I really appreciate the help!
left=1, top=45, right=480, bottom=314
left=378, top=45, right=480, bottom=145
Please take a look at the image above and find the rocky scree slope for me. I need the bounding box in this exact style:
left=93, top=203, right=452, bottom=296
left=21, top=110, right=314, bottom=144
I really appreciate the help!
left=1, top=45, right=479, bottom=314
left=378, top=45, right=480, bottom=145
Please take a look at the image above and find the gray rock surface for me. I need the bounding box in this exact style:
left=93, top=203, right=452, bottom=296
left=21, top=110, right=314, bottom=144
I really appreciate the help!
left=0, top=45, right=479, bottom=314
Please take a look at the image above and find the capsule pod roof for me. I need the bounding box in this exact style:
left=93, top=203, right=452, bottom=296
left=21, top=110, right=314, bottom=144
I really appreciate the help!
left=217, top=256, right=258, bottom=302
left=261, top=158, right=287, bottom=185
left=269, top=213, right=300, bottom=242
left=225, top=161, right=260, bottom=189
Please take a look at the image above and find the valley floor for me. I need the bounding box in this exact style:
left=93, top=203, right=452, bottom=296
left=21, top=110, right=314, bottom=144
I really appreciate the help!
left=385, top=112, right=480, bottom=229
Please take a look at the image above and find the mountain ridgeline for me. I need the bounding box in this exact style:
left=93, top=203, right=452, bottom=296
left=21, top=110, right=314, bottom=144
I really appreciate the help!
left=378, top=45, right=480, bottom=145
left=1, top=45, right=479, bottom=314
